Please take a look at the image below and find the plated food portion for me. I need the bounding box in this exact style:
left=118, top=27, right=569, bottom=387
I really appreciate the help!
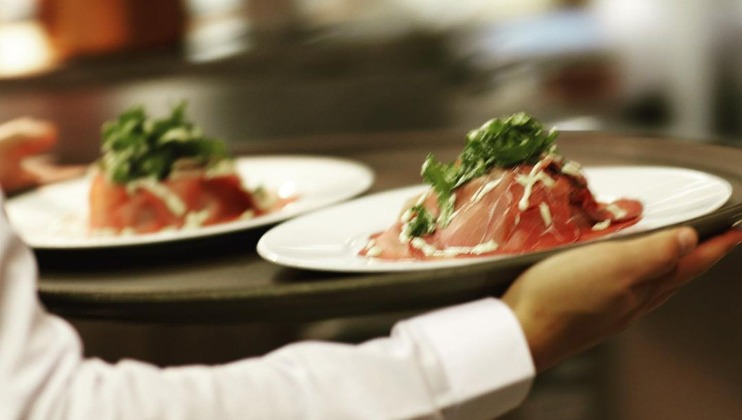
left=90, top=103, right=287, bottom=235
left=5, top=105, right=374, bottom=249
left=257, top=116, right=732, bottom=272
left=258, top=167, right=731, bottom=273
left=360, top=113, right=642, bottom=260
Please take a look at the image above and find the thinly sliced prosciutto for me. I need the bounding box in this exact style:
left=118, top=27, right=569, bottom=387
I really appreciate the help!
left=88, top=103, right=294, bottom=236
left=89, top=170, right=275, bottom=235
left=361, top=155, right=642, bottom=260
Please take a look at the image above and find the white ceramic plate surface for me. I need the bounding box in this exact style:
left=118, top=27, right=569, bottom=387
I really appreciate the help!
left=257, top=166, right=732, bottom=272
left=6, top=156, right=374, bottom=249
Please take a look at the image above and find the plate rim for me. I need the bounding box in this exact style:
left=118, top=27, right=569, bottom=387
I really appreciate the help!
left=6, top=155, right=375, bottom=250
left=256, top=165, right=733, bottom=273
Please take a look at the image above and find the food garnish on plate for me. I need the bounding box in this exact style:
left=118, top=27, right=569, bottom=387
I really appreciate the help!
left=360, top=113, right=642, bottom=260
left=89, top=103, right=288, bottom=235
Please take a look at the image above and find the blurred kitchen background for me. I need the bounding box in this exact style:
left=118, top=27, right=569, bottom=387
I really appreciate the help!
left=1, top=1, right=740, bottom=419
left=1, top=0, right=741, bottom=165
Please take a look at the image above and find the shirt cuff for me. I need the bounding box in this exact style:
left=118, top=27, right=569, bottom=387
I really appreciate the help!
left=401, top=298, right=535, bottom=419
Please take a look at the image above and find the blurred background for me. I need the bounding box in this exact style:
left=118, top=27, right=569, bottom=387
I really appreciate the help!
left=0, top=0, right=741, bottom=164
left=1, top=1, right=740, bottom=419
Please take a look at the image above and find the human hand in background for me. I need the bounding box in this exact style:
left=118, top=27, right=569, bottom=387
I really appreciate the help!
left=503, top=226, right=742, bottom=372
left=0, top=118, right=85, bottom=193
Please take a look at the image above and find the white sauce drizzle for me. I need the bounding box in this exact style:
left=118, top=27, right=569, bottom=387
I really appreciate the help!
left=606, top=203, right=627, bottom=219
left=399, top=190, right=437, bottom=240
left=108, top=170, right=264, bottom=236
left=471, top=178, right=503, bottom=203
left=363, top=239, right=383, bottom=257
left=416, top=190, right=430, bottom=206
left=400, top=191, right=430, bottom=223
left=538, top=202, right=552, bottom=227
left=516, top=160, right=550, bottom=211
left=410, top=237, right=438, bottom=255
left=366, top=246, right=383, bottom=257
left=183, top=210, right=211, bottom=229
left=127, top=178, right=187, bottom=217
left=515, top=160, right=556, bottom=211
left=253, top=187, right=277, bottom=211
left=561, top=160, right=582, bottom=177
left=205, top=160, right=237, bottom=178
left=396, top=158, right=563, bottom=258
left=398, top=200, right=500, bottom=257
left=399, top=225, right=412, bottom=243
left=436, top=192, right=458, bottom=225
left=400, top=209, right=414, bottom=223
left=410, top=238, right=499, bottom=258
left=592, top=220, right=612, bottom=231
left=540, top=173, right=556, bottom=187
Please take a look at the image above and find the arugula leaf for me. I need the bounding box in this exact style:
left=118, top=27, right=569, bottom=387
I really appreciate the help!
left=100, top=102, right=229, bottom=184
left=412, top=112, right=557, bottom=236
left=406, top=205, right=437, bottom=237
left=420, top=154, right=457, bottom=225
left=460, top=112, right=557, bottom=171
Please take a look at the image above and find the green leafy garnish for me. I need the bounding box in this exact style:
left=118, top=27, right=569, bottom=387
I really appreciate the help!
left=407, top=205, right=437, bottom=237
left=100, top=102, right=229, bottom=184
left=413, top=112, right=558, bottom=235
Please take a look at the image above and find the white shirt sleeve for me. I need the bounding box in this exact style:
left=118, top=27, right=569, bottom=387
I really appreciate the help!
left=0, top=194, right=535, bottom=420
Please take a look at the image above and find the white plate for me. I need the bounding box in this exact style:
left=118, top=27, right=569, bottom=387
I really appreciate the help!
left=6, top=156, right=374, bottom=249
left=257, top=166, right=732, bottom=272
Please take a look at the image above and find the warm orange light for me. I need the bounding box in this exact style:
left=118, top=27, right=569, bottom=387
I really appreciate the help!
left=0, top=21, right=56, bottom=78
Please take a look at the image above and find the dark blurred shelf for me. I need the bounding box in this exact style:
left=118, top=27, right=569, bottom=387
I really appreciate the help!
left=0, top=30, right=447, bottom=91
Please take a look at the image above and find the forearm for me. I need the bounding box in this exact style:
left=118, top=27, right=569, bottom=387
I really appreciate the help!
left=4, top=304, right=535, bottom=419
left=0, top=194, right=534, bottom=420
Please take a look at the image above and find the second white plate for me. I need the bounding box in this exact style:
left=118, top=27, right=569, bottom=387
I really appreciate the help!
left=6, top=155, right=374, bottom=249
left=257, top=166, right=732, bottom=272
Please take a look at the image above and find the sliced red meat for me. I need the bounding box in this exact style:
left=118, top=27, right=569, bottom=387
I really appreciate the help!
left=89, top=171, right=265, bottom=234
left=361, top=159, right=643, bottom=260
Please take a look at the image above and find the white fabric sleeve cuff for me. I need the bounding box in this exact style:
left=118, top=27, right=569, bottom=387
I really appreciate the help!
left=398, top=298, right=535, bottom=419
